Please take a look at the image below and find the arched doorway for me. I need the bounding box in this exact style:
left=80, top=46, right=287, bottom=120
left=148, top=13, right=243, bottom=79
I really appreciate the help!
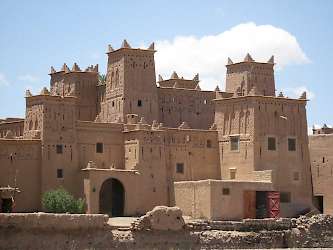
left=99, top=178, right=125, bottom=216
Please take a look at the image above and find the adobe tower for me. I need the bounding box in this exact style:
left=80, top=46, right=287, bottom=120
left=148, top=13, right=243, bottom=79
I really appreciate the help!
left=101, top=40, right=159, bottom=123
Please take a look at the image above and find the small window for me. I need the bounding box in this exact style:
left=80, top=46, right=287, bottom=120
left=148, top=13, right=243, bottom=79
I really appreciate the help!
left=176, top=163, right=184, bottom=174
left=222, top=188, right=230, bottom=195
left=96, top=142, right=103, bottom=153
left=288, top=138, right=296, bottom=151
left=268, top=137, right=276, bottom=151
left=206, top=140, right=212, bottom=148
left=280, top=192, right=291, bottom=203
left=230, top=136, right=240, bottom=151
left=137, top=100, right=142, bottom=107
left=57, top=169, right=63, bottom=179
left=112, top=101, right=115, bottom=107
left=56, top=144, right=63, bottom=154
left=229, top=168, right=236, bottom=179
left=293, top=172, right=299, bottom=181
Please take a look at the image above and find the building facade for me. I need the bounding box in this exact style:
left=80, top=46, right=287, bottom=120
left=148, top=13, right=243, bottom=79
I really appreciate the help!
left=0, top=40, right=314, bottom=219
left=309, top=125, right=333, bottom=215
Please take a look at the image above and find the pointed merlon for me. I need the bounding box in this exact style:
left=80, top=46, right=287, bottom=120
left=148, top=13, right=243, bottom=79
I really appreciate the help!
left=299, top=91, right=307, bottom=99
left=215, top=85, right=220, bottom=92
left=170, top=71, right=179, bottom=79
left=40, top=87, right=50, bottom=95
left=71, top=63, right=81, bottom=72
left=25, top=89, right=32, bottom=97
left=121, top=39, right=131, bottom=48
left=93, top=64, right=99, bottom=72
left=108, top=44, right=114, bottom=53
left=227, top=57, right=233, bottom=65
left=244, top=53, right=254, bottom=62
left=268, top=55, right=274, bottom=64
left=50, top=66, right=56, bottom=74
left=61, top=63, right=70, bottom=73
left=148, top=42, right=155, bottom=50
left=195, top=83, right=201, bottom=90
left=158, top=74, right=163, bottom=82
left=193, top=73, right=199, bottom=82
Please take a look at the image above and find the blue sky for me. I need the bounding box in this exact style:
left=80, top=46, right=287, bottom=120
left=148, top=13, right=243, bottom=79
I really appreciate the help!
left=0, top=0, right=332, bottom=128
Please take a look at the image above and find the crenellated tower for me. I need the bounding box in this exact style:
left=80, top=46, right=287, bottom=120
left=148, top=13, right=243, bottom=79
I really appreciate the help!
left=225, top=54, right=275, bottom=97
left=100, top=40, right=159, bottom=124
left=49, top=63, right=98, bottom=121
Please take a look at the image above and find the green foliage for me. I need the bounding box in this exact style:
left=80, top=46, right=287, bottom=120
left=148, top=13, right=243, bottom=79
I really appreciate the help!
left=42, top=188, right=85, bottom=214
left=98, top=73, right=107, bottom=85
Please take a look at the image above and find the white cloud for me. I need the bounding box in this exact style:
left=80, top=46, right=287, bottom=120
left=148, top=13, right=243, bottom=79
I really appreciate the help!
left=0, top=73, right=10, bottom=86
left=154, top=22, right=310, bottom=90
left=18, top=74, right=39, bottom=83
left=285, top=86, right=315, bottom=100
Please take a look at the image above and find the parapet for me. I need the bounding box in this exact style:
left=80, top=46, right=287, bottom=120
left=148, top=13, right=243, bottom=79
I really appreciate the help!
left=49, top=63, right=98, bottom=75
left=226, top=53, right=275, bottom=66
left=106, top=39, right=155, bottom=54
left=158, top=72, right=200, bottom=90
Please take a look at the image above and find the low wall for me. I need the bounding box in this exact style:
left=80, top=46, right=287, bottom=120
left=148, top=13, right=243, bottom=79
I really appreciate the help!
left=1, top=213, right=333, bottom=249
left=0, top=213, right=109, bottom=230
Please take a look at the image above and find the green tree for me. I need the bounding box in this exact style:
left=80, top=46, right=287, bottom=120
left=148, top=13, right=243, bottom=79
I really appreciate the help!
left=42, top=187, right=85, bottom=214
left=98, top=73, right=107, bottom=85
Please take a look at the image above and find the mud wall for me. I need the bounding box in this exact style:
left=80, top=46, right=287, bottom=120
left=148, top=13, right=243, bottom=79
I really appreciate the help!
left=1, top=213, right=333, bottom=249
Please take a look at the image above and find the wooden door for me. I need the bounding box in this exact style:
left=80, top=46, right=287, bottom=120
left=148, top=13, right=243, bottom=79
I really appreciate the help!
left=267, top=191, right=280, bottom=218
left=243, top=190, right=256, bottom=219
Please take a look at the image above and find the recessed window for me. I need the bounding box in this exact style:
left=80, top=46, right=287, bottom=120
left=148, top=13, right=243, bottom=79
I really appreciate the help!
left=57, top=169, right=63, bottom=179
left=229, top=168, right=237, bottom=179
left=206, top=140, right=212, bottom=148
left=293, top=172, right=300, bottom=181
left=280, top=192, right=291, bottom=203
left=137, top=100, right=142, bottom=107
left=222, top=188, right=230, bottom=195
left=176, top=163, right=184, bottom=174
left=96, top=142, right=103, bottom=153
left=56, top=144, right=63, bottom=154
left=112, top=101, right=115, bottom=107
left=288, top=138, right=296, bottom=151
left=230, top=136, right=240, bottom=151
left=268, top=137, right=276, bottom=151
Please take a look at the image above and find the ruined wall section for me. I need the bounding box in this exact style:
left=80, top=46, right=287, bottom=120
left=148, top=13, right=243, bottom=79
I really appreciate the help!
left=0, top=139, right=41, bottom=211
left=157, top=88, right=216, bottom=129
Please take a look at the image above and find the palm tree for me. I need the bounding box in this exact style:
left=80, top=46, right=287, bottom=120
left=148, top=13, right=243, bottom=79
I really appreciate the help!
left=98, top=73, right=107, bottom=85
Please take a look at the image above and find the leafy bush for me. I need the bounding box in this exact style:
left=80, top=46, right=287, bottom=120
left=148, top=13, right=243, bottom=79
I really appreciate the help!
left=42, top=188, right=85, bottom=214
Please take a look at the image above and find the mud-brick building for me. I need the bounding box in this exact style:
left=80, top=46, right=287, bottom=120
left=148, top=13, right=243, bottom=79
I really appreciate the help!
left=0, top=40, right=314, bottom=219
left=309, top=125, right=333, bottom=215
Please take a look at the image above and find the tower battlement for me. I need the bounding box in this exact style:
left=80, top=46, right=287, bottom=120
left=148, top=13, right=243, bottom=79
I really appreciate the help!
left=226, top=54, right=276, bottom=97
left=49, top=63, right=98, bottom=75
left=106, top=39, right=155, bottom=54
